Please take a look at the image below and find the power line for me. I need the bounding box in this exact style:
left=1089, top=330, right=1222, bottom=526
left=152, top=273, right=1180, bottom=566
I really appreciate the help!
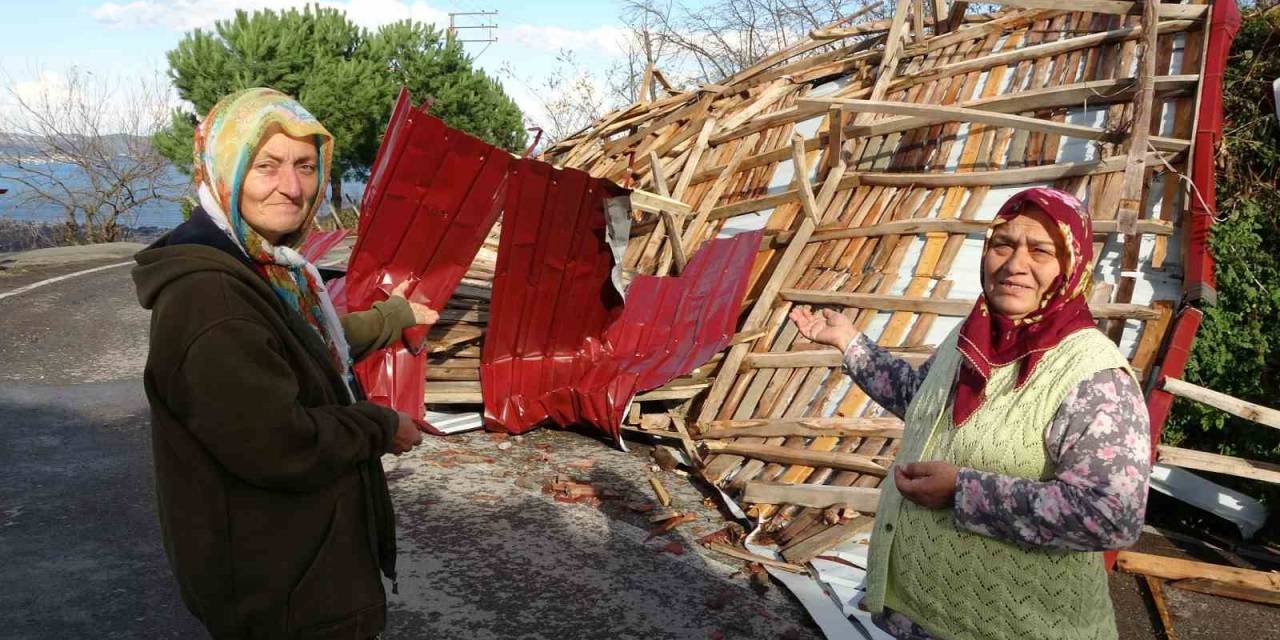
left=448, top=10, right=498, bottom=44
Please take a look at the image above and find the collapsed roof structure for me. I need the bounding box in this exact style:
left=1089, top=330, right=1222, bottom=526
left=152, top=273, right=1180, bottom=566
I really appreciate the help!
left=534, top=0, right=1239, bottom=558
left=325, top=0, right=1271, bottom=631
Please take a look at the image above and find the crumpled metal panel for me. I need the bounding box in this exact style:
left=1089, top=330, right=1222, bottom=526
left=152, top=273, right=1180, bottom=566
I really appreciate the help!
left=481, top=155, right=762, bottom=441
left=345, top=89, right=509, bottom=419
left=299, top=229, right=349, bottom=264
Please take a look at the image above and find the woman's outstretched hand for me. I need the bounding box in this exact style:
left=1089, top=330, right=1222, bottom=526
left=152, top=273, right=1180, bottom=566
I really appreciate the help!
left=390, top=280, right=440, bottom=326
left=789, top=306, right=857, bottom=352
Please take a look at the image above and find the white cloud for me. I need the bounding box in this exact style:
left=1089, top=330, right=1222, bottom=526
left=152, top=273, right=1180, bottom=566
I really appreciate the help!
left=92, top=0, right=448, bottom=32
left=504, top=24, right=628, bottom=56
left=1, top=67, right=181, bottom=135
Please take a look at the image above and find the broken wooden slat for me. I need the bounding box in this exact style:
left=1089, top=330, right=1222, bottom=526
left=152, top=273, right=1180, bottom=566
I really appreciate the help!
left=702, top=541, right=806, bottom=573
left=893, top=20, right=1197, bottom=91
left=1143, top=575, right=1178, bottom=640
left=646, top=150, right=689, bottom=273
left=743, top=482, right=881, bottom=511
left=766, top=217, right=1175, bottom=247
left=702, top=441, right=889, bottom=476
left=705, top=153, right=1165, bottom=221
left=696, top=417, right=905, bottom=441
left=649, top=475, right=672, bottom=507
left=1109, top=0, right=1163, bottom=341
left=1161, top=377, right=1280, bottom=431
left=805, top=97, right=1190, bottom=153
left=791, top=135, right=822, bottom=226
left=778, top=289, right=1162, bottom=320
left=781, top=515, right=875, bottom=564
left=1155, top=446, right=1280, bottom=485
left=978, top=0, right=1206, bottom=20
left=851, top=74, right=1197, bottom=138
left=630, top=189, right=693, bottom=217
left=1116, top=551, right=1280, bottom=606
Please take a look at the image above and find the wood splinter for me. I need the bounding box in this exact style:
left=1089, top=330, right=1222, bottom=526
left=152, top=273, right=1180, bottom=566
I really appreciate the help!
left=649, top=475, right=673, bottom=507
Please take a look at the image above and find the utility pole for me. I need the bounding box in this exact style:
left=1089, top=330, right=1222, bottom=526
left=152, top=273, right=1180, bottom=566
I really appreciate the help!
left=447, top=10, right=498, bottom=44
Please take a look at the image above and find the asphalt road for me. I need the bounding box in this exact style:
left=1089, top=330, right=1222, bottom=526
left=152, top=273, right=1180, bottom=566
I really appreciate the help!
left=0, top=249, right=821, bottom=640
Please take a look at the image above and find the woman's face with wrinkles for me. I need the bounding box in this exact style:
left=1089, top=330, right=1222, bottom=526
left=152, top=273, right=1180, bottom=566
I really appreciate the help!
left=981, top=205, right=1066, bottom=322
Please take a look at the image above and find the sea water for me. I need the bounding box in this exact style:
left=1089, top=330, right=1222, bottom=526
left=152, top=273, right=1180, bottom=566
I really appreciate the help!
left=0, top=160, right=364, bottom=230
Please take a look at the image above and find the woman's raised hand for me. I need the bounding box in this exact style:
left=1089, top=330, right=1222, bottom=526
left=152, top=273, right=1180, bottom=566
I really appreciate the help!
left=390, top=280, right=440, bottom=326
left=789, top=306, right=857, bottom=352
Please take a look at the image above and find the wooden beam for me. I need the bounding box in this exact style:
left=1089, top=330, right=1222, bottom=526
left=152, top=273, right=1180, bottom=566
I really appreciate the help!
left=930, top=0, right=948, bottom=33
left=743, top=482, right=881, bottom=511
left=1115, top=0, right=1162, bottom=238
left=701, top=441, right=889, bottom=475
left=688, top=77, right=1196, bottom=188
left=1162, top=377, right=1280, bottom=430
left=1144, top=576, right=1178, bottom=640
left=781, top=516, right=874, bottom=564
left=977, top=0, right=1207, bottom=20
left=803, top=97, right=1190, bottom=153
left=1116, top=551, right=1280, bottom=606
left=791, top=135, right=822, bottom=226
left=706, top=153, right=1168, bottom=221
left=778, top=289, right=1162, bottom=320
left=1156, top=446, right=1280, bottom=484
left=696, top=417, right=905, bottom=440
left=825, top=106, right=845, bottom=174
left=942, top=1, right=968, bottom=33
left=910, top=0, right=927, bottom=42
left=766, top=217, right=1174, bottom=248
left=629, top=189, right=693, bottom=217
left=895, top=20, right=1196, bottom=90
left=647, top=150, right=688, bottom=273
left=702, top=541, right=806, bottom=573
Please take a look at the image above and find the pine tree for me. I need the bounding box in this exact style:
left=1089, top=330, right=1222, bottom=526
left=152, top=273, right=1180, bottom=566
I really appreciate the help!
left=156, top=5, right=526, bottom=207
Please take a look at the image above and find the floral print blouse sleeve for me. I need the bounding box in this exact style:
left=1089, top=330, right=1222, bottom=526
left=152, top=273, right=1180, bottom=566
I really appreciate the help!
left=952, top=368, right=1151, bottom=551
left=841, top=332, right=935, bottom=420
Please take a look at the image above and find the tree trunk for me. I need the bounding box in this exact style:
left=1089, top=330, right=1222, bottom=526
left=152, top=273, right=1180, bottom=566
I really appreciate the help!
left=330, top=177, right=343, bottom=213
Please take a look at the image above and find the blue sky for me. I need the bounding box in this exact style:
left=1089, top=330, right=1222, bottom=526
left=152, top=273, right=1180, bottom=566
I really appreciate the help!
left=0, top=0, right=641, bottom=130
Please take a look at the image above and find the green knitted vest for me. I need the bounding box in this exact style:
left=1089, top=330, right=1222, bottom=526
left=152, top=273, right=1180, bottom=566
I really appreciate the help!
left=864, top=327, right=1134, bottom=640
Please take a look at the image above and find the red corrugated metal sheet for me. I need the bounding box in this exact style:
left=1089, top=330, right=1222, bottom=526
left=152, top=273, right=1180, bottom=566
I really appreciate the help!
left=481, top=152, right=762, bottom=442
left=1149, top=0, right=1240, bottom=440
left=345, top=89, right=509, bottom=419
left=299, top=229, right=349, bottom=264
left=342, top=89, right=760, bottom=436
left=1183, top=0, right=1240, bottom=305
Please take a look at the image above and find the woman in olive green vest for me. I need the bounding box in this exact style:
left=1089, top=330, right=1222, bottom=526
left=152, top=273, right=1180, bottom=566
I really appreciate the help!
left=791, top=187, right=1150, bottom=640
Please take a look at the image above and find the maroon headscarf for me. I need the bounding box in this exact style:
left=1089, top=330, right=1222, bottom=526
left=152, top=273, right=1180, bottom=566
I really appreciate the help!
left=953, top=187, right=1097, bottom=427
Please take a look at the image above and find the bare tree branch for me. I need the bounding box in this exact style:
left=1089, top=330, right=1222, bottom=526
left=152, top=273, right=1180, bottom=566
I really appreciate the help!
left=609, top=0, right=883, bottom=97
left=0, top=67, right=185, bottom=243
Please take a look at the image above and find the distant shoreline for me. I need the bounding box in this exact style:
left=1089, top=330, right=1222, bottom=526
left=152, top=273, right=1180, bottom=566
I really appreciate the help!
left=0, top=218, right=168, bottom=253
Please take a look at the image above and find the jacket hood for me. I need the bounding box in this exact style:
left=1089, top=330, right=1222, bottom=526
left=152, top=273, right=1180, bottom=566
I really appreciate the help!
left=133, top=208, right=261, bottom=310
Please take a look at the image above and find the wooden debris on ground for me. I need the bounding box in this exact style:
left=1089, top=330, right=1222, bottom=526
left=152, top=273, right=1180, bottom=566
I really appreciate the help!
left=1117, top=550, right=1280, bottom=607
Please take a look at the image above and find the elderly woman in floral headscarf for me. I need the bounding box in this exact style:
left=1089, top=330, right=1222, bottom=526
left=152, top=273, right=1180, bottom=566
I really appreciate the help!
left=792, top=188, right=1150, bottom=640
left=133, top=88, right=434, bottom=639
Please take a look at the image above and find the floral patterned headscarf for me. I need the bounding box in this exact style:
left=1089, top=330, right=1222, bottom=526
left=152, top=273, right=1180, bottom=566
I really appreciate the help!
left=953, top=187, right=1097, bottom=427
left=193, top=88, right=352, bottom=397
